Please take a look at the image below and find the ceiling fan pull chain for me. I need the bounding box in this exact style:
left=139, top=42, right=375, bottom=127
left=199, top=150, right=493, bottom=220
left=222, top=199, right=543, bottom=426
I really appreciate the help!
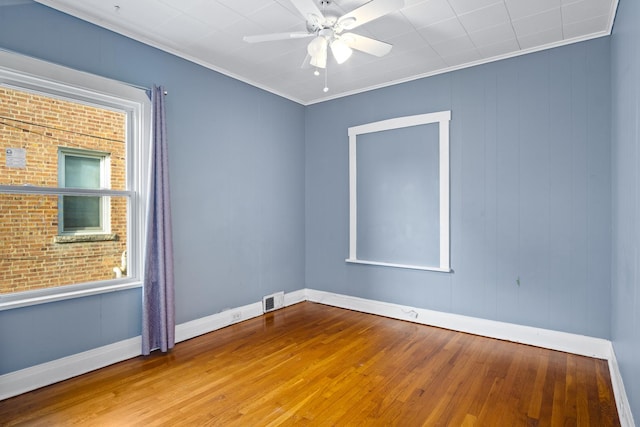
left=324, top=67, right=329, bottom=93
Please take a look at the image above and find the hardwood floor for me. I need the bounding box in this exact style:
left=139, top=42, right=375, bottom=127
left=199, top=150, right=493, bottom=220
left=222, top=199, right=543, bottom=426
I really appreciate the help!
left=0, top=302, right=619, bottom=426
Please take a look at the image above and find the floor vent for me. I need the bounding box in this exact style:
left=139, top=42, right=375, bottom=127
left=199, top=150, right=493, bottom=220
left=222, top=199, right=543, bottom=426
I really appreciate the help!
left=263, top=291, right=284, bottom=313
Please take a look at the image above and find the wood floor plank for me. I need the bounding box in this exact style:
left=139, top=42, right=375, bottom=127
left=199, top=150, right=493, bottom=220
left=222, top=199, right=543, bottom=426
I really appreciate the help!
left=0, top=302, right=620, bottom=426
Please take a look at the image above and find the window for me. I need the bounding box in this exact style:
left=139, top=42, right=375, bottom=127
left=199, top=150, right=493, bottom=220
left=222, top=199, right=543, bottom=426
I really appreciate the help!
left=0, top=50, right=151, bottom=310
left=59, top=149, right=110, bottom=234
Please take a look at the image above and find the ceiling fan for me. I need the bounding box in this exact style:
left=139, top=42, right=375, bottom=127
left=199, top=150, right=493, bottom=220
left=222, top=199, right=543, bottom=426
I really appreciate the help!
left=243, top=0, right=405, bottom=70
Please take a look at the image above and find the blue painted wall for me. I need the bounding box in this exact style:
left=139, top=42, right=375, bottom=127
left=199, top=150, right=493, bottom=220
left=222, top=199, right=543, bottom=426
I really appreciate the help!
left=306, top=39, right=611, bottom=339
left=611, top=0, right=640, bottom=421
left=0, top=2, right=305, bottom=374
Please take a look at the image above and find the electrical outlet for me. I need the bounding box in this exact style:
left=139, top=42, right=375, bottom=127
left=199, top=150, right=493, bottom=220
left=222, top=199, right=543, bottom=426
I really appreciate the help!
left=231, top=312, right=241, bottom=323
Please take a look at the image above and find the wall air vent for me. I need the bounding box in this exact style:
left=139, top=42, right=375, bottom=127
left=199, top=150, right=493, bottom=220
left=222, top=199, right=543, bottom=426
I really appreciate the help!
left=263, top=291, right=284, bottom=313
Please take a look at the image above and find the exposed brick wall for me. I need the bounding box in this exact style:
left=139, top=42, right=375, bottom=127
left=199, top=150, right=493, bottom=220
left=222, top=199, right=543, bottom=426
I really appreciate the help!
left=0, top=87, right=127, bottom=294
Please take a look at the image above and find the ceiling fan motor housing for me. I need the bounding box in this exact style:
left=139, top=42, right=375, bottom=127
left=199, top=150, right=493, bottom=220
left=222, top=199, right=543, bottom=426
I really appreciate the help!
left=306, top=13, right=339, bottom=33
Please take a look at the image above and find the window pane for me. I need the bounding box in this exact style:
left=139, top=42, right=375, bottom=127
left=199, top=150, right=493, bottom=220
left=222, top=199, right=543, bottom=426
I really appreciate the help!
left=0, top=86, right=126, bottom=190
left=65, top=156, right=101, bottom=188
left=0, top=193, right=129, bottom=294
left=63, top=195, right=101, bottom=229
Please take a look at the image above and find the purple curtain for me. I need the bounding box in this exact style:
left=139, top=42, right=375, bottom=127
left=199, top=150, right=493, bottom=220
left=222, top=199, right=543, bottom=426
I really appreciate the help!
left=142, top=85, right=175, bottom=355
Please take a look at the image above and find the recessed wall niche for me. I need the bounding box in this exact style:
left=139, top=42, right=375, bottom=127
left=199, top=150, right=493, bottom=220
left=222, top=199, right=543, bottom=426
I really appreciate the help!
left=346, top=111, right=451, bottom=272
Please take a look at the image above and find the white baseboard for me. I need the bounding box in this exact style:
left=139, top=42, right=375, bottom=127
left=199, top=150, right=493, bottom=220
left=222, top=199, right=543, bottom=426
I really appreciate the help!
left=175, top=289, right=306, bottom=343
left=284, top=288, right=307, bottom=306
left=304, top=289, right=612, bottom=359
left=0, top=287, right=633, bottom=427
left=0, top=336, right=141, bottom=401
left=607, top=344, right=636, bottom=427
left=175, top=301, right=263, bottom=343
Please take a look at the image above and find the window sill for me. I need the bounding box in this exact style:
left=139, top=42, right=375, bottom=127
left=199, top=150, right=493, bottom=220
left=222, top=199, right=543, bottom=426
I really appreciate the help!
left=0, top=281, right=142, bottom=311
left=54, top=234, right=118, bottom=244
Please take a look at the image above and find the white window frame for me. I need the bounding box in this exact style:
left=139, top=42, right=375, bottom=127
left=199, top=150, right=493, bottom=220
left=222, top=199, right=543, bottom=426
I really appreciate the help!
left=346, top=111, right=451, bottom=272
left=0, top=49, right=151, bottom=310
left=58, top=148, right=111, bottom=235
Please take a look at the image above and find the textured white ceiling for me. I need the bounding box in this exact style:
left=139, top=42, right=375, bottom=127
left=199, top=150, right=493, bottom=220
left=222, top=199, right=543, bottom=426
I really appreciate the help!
left=34, top=0, right=618, bottom=105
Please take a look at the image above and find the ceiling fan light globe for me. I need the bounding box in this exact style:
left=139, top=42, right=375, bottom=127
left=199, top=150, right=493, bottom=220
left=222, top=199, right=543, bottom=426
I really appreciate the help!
left=309, top=51, right=327, bottom=69
left=307, top=36, right=327, bottom=57
left=308, top=35, right=328, bottom=68
left=330, top=39, right=353, bottom=64
left=310, top=55, right=327, bottom=69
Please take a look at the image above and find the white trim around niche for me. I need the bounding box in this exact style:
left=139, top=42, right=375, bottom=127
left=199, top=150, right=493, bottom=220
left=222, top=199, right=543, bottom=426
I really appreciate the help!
left=346, top=111, right=451, bottom=272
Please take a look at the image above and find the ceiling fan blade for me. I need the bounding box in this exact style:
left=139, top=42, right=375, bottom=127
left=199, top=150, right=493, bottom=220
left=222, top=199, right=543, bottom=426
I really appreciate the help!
left=338, top=0, right=405, bottom=30
left=243, top=32, right=313, bottom=43
left=288, top=0, right=324, bottom=22
left=342, top=33, right=393, bottom=57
